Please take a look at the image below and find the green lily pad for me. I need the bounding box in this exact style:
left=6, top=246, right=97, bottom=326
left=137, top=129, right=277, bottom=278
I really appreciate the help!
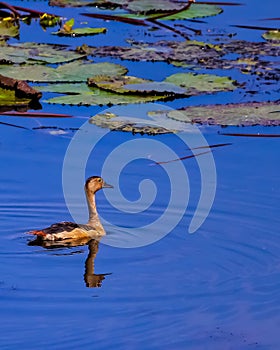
left=0, top=42, right=86, bottom=64
left=262, top=30, right=280, bottom=43
left=88, top=75, right=186, bottom=95
left=53, top=26, right=107, bottom=37
left=151, top=101, right=280, bottom=126
left=38, top=83, right=171, bottom=105
left=53, top=17, right=106, bottom=37
left=122, top=3, right=222, bottom=19
left=0, top=61, right=128, bottom=83
left=50, top=0, right=221, bottom=20
left=89, top=112, right=174, bottom=134
left=0, top=19, right=19, bottom=38
left=164, top=73, right=237, bottom=94
left=158, top=4, right=222, bottom=20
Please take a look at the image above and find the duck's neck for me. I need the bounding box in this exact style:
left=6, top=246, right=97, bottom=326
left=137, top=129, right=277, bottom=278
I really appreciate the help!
left=85, top=190, right=105, bottom=233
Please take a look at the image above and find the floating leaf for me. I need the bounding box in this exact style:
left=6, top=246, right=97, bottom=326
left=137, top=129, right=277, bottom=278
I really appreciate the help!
left=38, top=83, right=170, bottom=105
left=262, top=30, right=280, bottom=43
left=53, top=26, right=107, bottom=37
left=164, top=73, right=237, bottom=94
left=157, top=4, right=222, bottom=20
left=151, top=101, right=280, bottom=126
left=121, top=3, right=222, bottom=19
left=50, top=0, right=222, bottom=20
left=88, top=75, right=186, bottom=95
left=0, top=61, right=128, bottom=83
left=0, top=18, right=19, bottom=38
left=89, top=112, right=174, bottom=134
left=0, top=42, right=86, bottom=64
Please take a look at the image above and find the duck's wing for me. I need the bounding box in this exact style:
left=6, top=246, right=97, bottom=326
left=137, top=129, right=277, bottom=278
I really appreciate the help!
left=29, top=221, right=79, bottom=236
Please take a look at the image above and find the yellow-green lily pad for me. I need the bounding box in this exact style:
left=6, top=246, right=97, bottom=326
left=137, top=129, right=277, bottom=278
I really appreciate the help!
left=0, top=19, right=19, bottom=38
left=262, top=30, right=280, bottom=43
left=0, top=87, right=35, bottom=111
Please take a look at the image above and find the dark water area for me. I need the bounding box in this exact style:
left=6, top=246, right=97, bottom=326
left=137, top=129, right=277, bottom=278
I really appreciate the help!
left=1, top=0, right=280, bottom=349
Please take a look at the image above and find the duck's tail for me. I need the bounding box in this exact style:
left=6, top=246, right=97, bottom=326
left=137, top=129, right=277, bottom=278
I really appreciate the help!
left=28, top=229, right=46, bottom=237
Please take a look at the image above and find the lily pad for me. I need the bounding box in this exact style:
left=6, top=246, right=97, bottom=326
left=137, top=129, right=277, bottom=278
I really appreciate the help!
left=122, top=3, right=222, bottom=19
left=88, top=75, right=186, bottom=95
left=164, top=73, right=237, bottom=94
left=38, top=83, right=171, bottom=105
left=262, top=30, right=280, bottom=43
left=50, top=0, right=221, bottom=20
left=53, top=26, right=107, bottom=37
left=53, top=17, right=106, bottom=37
left=157, top=4, right=222, bottom=20
left=0, top=19, right=19, bottom=38
left=0, top=61, right=128, bottom=83
left=89, top=112, right=174, bottom=134
left=0, top=42, right=86, bottom=64
left=151, top=101, right=280, bottom=126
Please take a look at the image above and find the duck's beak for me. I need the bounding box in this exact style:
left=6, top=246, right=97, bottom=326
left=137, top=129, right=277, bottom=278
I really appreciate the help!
left=102, top=181, right=113, bottom=189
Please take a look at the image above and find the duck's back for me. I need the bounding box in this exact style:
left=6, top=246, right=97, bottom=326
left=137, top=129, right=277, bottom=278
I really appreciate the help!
left=29, top=221, right=100, bottom=241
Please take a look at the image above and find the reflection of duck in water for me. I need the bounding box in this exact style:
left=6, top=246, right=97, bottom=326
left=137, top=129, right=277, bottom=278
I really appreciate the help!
left=84, top=239, right=111, bottom=288
left=29, top=238, right=111, bottom=288
left=28, top=176, right=113, bottom=242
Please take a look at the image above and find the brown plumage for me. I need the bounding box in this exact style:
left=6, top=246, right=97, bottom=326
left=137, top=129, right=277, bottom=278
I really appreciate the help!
left=28, top=176, right=113, bottom=242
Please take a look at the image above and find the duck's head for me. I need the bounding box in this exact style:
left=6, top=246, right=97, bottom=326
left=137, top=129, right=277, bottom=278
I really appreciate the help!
left=85, top=176, right=113, bottom=194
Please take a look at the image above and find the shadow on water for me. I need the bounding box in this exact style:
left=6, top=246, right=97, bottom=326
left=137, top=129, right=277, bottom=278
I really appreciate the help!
left=28, top=238, right=111, bottom=288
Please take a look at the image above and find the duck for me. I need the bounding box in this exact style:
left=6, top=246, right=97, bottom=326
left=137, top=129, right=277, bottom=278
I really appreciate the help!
left=28, top=176, right=113, bottom=242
